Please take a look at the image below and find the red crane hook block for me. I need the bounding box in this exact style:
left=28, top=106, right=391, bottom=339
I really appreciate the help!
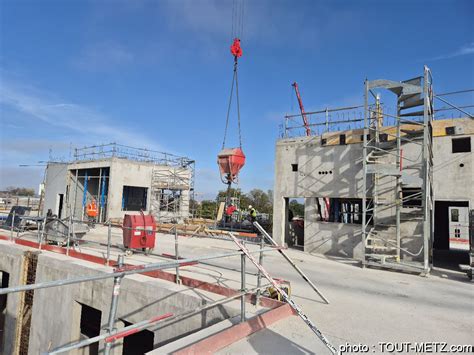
left=230, top=38, right=243, bottom=58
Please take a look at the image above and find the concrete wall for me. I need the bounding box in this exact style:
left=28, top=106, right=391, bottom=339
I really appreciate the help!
left=0, top=242, right=27, bottom=355
left=0, top=243, right=239, bottom=354
left=433, top=135, right=473, bottom=203
left=272, top=136, right=365, bottom=252
left=67, top=160, right=112, bottom=220
left=304, top=197, right=363, bottom=259
left=108, top=159, right=154, bottom=220
left=272, top=118, right=474, bottom=261
left=46, top=158, right=192, bottom=223
left=43, top=163, right=68, bottom=217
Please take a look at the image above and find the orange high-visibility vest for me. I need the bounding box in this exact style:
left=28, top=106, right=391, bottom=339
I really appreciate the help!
left=87, top=201, right=98, bottom=217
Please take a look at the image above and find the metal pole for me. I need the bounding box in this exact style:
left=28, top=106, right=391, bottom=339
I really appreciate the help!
left=228, top=232, right=338, bottom=354
left=362, top=79, right=369, bottom=266
left=71, top=215, right=75, bottom=251
left=422, top=66, right=431, bottom=272
left=174, top=226, right=181, bottom=284
left=255, top=234, right=265, bottom=305
left=106, top=220, right=112, bottom=265
left=66, top=215, right=71, bottom=256
left=37, top=220, right=41, bottom=243
left=48, top=283, right=271, bottom=355
left=0, top=247, right=282, bottom=296
left=72, top=169, right=78, bottom=220
left=396, top=93, right=402, bottom=262
left=104, top=254, right=124, bottom=355
left=82, top=170, right=88, bottom=221
left=434, top=95, right=474, bottom=118
left=240, top=243, right=246, bottom=323
left=49, top=312, right=173, bottom=355
left=39, top=216, right=47, bottom=250
left=253, top=222, right=330, bottom=304
left=10, top=210, right=15, bottom=241
left=325, top=108, right=329, bottom=132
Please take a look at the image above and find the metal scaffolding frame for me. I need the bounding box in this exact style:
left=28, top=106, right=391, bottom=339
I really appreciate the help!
left=362, top=66, right=434, bottom=273
left=74, top=143, right=193, bottom=167
left=150, top=160, right=195, bottom=223
left=69, top=143, right=196, bottom=222
left=282, top=105, right=366, bottom=138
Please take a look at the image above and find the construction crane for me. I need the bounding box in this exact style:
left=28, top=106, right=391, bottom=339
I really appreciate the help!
left=217, top=0, right=246, bottom=221
left=292, top=82, right=311, bottom=136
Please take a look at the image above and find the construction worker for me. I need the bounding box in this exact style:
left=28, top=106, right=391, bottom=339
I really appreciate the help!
left=249, top=205, right=257, bottom=223
left=225, top=204, right=237, bottom=223
left=86, top=198, right=98, bottom=222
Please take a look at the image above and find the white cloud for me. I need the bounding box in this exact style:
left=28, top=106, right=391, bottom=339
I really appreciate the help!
left=0, top=79, right=162, bottom=151
left=0, top=78, right=185, bottom=189
left=73, top=42, right=134, bottom=71
left=430, top=42, right=474, bottom=61
left=157, top=1, right=359, bottom=50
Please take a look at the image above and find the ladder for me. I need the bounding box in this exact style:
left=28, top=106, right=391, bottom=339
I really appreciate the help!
left=362, top=67, right=433, bottom=272
left=227, top=232, right=339, bottom=354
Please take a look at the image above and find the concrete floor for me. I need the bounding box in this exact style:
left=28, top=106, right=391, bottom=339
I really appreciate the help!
left=13, top=227, right=474, bottom=354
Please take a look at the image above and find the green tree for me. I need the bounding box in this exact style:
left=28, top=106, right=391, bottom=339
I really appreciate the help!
left=196, top=200, right=217, bottom=219
left=6, top=186, right=35, bottom=196
left=216, top=188, right=251, bottom=210
left=289, top=200, right=304, bottom=218
left=247, top=189, right=272, bottom=214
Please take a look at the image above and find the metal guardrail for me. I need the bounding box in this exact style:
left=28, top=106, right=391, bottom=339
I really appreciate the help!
left=0, top=216, right=285, bottom=354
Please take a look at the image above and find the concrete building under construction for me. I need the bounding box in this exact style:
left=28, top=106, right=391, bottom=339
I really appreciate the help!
left=43, top=143, right=195, bottom=224
left=273, top=67, right=473, bottom=274
left=0, top=68, right=472, bottom=355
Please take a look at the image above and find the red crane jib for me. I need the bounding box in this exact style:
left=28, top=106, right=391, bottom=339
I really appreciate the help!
left=292, top=82, right=311, bottom=136
left=230, top=38, right=243, bottom=58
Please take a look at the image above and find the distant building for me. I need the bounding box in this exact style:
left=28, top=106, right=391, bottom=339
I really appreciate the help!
left=43, top=143, right=195, bottom=223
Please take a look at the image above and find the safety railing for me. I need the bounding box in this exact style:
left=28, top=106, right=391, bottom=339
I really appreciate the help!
left=0, top=217, right=283, bottom=354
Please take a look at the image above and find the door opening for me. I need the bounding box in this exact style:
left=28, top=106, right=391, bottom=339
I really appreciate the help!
left=0, top=271, right=10, bottom=352
left=78, top=303, right=102, bottom=355
left=121, top=319, right=154, bottom=354
left=285, top=198, right=305, bottom=250
left=433, top=200, right=470, bottom=268
left=57, top=194, right=64, bottom=219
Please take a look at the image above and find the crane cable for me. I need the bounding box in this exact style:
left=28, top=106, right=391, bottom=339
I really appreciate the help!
left=222, top=57, right=242, bottom=149
left=230, top=0, right=244, bottom=41
left=222, top=0, right=244, bottom=150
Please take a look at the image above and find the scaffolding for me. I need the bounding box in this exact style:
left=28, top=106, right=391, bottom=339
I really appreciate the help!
left=282, top=104, right=366, bottom=138
left=68, top=143, right=196, bottom=222
left=150, top=162, right=195, bottom=223
left=362, top=66, right=434, bottom=273
left=74, top=143, right=194, bottom=168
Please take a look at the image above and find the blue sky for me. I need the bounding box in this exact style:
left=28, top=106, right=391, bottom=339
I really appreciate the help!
left=0, top=0, right=473, bottom=199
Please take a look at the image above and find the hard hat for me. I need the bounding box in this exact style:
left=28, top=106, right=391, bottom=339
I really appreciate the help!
left=248, top=205, right=252, bottom=209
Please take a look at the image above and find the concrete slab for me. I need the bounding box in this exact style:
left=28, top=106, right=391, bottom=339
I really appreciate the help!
left=3, top=227, right=473, bottom=354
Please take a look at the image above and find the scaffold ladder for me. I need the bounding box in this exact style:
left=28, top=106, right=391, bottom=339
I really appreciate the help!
left=227, top=232, right=339, bottom=355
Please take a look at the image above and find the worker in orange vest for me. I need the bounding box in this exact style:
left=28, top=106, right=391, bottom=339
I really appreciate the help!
left=86, top=199, right=98, bottom=220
